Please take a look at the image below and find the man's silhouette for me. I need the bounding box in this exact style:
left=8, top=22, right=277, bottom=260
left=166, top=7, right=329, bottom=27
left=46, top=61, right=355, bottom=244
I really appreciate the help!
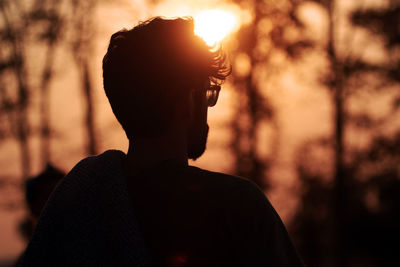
left=21, top=17, right=303, bottom=266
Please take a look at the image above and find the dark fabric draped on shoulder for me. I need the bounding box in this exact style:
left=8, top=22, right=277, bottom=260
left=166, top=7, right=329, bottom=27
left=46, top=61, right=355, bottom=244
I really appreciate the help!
left=20, top=150, right=152, bottom=267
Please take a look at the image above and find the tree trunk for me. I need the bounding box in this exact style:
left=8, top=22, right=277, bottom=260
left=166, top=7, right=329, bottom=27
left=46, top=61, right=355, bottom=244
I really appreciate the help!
left=81, top=60, right=97, bottom=155
left=39, top=46, right=55, bottom=166
left=327, top=0, right=346, bottom=266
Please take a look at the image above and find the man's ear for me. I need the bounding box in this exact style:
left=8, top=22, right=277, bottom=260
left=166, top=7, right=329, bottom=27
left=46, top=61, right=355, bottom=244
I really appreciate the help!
left=173, top=90, right=193, bottom=125
left=187, top=90, right=196, bottom=121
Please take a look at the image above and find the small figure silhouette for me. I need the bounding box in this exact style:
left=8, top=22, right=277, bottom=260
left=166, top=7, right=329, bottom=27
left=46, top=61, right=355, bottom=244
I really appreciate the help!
left=24, top=165, right=65, bottom=225
left=21, top=17, right=303, bottom=266
left=14, top=164, right=64, bottom=267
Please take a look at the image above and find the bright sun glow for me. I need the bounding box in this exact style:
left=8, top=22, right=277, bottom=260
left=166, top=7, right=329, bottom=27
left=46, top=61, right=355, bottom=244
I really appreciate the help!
left=194, top=9, right=238, bottom=46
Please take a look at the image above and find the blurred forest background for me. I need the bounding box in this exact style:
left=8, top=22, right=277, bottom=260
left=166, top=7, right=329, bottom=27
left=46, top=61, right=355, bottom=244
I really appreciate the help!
left=1, top=0, right=399, bottom=266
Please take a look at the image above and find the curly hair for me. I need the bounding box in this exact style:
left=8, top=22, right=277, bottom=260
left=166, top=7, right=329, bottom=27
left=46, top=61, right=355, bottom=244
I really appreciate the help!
left=103, top=17, right=231, bottom=138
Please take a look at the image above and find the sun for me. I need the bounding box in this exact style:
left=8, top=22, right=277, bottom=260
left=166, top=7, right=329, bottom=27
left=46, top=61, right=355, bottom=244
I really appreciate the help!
left=194, top=9, right=238, bottom=46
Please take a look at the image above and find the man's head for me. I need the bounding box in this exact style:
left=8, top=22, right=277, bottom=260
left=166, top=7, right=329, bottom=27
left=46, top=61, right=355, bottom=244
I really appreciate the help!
left=103, top=17, right=230, bottom=159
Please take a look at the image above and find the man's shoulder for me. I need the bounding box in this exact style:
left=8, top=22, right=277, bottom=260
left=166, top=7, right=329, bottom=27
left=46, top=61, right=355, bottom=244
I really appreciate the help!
left=48, top=150, right=126, bottom=207
left=70, top=150, right=125, bottom=174
left=186, top=166, right=266, bottom=200
left=187, top=165, right=253, bottom=185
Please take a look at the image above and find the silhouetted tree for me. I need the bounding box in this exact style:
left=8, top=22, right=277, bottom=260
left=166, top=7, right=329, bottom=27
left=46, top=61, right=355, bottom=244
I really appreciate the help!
left=230, top=0, right=312, bottom=189
left=0, top=0, right=100, bottom=183
left=30, top=0, right=64, bottom=166
left=0, top=0, right=66, bottom=177
left=0, top=0, right=102, bottom=211
left=0, top=0, right=66, bottom=214
left=0, top=0, right=33, bottom=179
left=292, top=1, right=400, bottom=266
left=69, top=0, right=98, bottom=155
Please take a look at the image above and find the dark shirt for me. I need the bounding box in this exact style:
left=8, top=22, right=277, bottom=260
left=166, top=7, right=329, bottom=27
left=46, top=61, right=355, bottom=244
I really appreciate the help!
left=125, top=161, right=303, bottom=267
left=20, top=151, right=303, bottom=267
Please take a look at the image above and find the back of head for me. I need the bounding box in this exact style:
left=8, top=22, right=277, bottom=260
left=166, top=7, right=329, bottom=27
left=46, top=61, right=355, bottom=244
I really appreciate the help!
left=103, top=17, right=230, bottom=138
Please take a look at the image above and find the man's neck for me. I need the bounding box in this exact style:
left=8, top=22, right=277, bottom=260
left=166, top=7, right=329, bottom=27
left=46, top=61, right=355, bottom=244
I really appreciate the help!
left=124, top=127, right=188, bottom=176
